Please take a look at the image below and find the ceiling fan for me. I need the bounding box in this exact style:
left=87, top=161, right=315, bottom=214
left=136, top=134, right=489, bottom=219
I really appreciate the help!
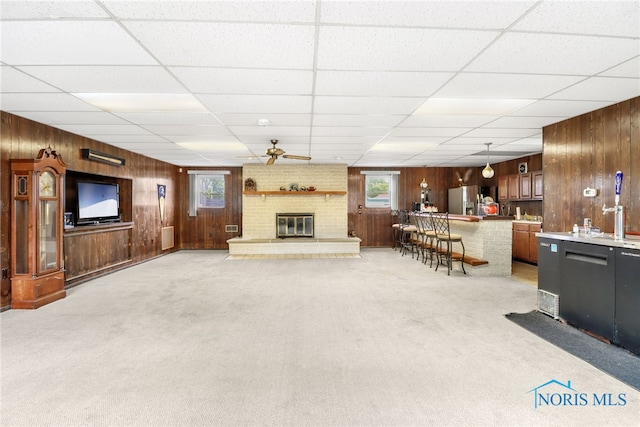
left=261, top=139, right=311, bottom=165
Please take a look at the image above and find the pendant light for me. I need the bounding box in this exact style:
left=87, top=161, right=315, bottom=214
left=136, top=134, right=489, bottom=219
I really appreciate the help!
left=482, top=142, right=494, bottom=179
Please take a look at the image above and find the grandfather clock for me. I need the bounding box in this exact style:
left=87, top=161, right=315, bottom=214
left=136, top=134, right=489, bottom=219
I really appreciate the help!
left=10, top=147, right=67, bottom=309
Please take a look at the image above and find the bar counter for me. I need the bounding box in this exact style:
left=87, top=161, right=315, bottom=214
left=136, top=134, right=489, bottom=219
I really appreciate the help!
left=436, top=214, right=514, bottom=276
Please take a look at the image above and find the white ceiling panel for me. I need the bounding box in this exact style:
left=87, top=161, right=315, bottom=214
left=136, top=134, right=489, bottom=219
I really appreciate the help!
left=547, top=77, right=640, bottom=102
left=216, top=114, right=311, bottom=127
left=399, top=115, right=497, bottom=128
left=467, top=33, right=639, bottom=75
left=15, top=111, right=130, bottom=125
left=84, top=135, right=170, bottom=144
left=436, top=73, right=586, bottom=99
left=311, top=127, right=391, bottom=137
left=512, top=1, right=640, bottom=37
left=17, top=66, right=187, bottom=93
left=387, top=128, right=467, bottom=138
left=141, top=125, right=232, bottom=136
left=600, top=56, right=640, bottom=77
left=114, top=112, right=223, bottom=126
left=55, top=124, right=152, bottom=135
left=0, top=0, right=109, bottom=19
left=314, top=97, right=425, bottom=115
left=198, top=95, right=312, bottom=114
left=320, top=1, right=537, bottom=29
left=315, top=71, right=453, bottom=97
left=1, top=66, right=60, bottom=92
left=1, top=21, right=157, bottom=66
left=1, top=0, right=636, bottom=167
left=124, top=22, right=315, bottom=69
left=1, top=93, right=100, bottom=111
left=102, top=0, right=316, bottom=22
left=229, top=126, right=310, bottom=137
left=512, top=100, right=614, bottom=118
left=317, top=27, right=499, bottom=71
left=171, top=68, right=313, bottom=95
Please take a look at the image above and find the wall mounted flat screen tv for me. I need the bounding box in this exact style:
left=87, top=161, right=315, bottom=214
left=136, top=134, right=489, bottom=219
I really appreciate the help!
left=76, top=181, right=120, bottom=225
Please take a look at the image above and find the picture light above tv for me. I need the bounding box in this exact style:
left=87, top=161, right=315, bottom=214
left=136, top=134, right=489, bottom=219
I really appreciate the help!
left=76, top=181, right=120, bottom=225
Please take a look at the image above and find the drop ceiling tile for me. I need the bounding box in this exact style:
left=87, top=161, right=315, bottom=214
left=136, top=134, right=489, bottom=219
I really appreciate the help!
left=1, top=21, right=157, bottom=65
left=124, top=22, right=315, bottom=68
left=414, top=98, right=534, bottom=115
left=171, top=68, right=313, bottom=95
left=467, top=32, right=639, bottom=75
left=462, top=128, right=540, bottom=138
left=312, top=114, right=405, bottom=127
left=56, top=124, right=152, bottom=135
left=239, top=136, right=310, bottom=146
left=310, top=136, right=381, bottom=146
left=399, top=115, right=497, bottom=128
left=141, top=125, right=232, bottom=136
left=198, top=94, right=312, bottom=114
left=1, top=67, right=60, bottom=92
left=114, top=112, right=223, bottom=126
left=86, top=135, right=169, bottom=144
left=17, top=66, right=187, bottom=93
left=317, top=26, right=499, bottom=71
left=386, top=128, right=466, bottom=138
left=512, top=1, right=640, bottom=37
left=1, top=0, right=109, bottom=19
left=111, top=142, right=185, bottom=151
left=512, top=100, right=613, bottom=118
left=436, top=72, right=585, bottom=99
left=547, top=77, right=640, bottom=102
left=166, top=135, right=242, bottom=145
left=599, top=56, right=640, bottom=78
left=0, top=93, right=101, bottom=111
left=320, top=1, right=536, bottom=29
left=314, top=96, right=425, bottom=115
left=311, top=127, right=391, bottom=137
left=216, top=114, right=311, bottom=127
left=229, top=126, right=310, bottom=136
left=484, top=116, right=561, bottom=129
left=13, top=111, right=129, bottom=125
left=315, top=71, right=453, bottom=97
left=102, top=0, right=316, bottom=22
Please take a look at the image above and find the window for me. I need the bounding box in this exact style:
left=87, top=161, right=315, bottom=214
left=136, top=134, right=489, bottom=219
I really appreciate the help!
left=188, top=171, right=230, bottom=216
left=362, top=171, right=399, bottom=209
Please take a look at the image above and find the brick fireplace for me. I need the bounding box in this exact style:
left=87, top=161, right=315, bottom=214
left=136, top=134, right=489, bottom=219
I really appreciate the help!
left=227, top=164, right=360, bottom=255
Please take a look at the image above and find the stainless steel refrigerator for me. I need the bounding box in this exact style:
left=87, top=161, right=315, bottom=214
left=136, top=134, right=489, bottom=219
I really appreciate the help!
left=448, top=185, right=478, bottom=215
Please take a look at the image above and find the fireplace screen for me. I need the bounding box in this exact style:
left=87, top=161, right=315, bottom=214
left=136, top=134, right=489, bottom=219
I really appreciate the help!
left=276, top=213, right=314, bottom=238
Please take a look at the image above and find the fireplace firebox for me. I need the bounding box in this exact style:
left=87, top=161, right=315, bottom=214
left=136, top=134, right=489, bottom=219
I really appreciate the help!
left=276, top=213, right=314, bottom=238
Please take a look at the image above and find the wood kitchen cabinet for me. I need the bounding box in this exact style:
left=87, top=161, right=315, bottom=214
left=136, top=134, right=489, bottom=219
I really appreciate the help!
left=512, top=222, right=541, bottom=264
left=498, top=171, right=543, bottom=201
left=532, top=171, right=544, bottom=199
left=519, top=173, right=532, bottom=199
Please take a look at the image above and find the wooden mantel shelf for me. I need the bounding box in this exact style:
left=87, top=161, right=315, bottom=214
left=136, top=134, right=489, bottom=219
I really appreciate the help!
left=243, top=190, right=346, bottom=196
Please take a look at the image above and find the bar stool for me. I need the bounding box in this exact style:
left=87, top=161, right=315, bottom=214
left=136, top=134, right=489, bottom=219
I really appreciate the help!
left=420, top=212, right=437, bottom=266
left=431, top=212, right=466, bottom=275
left=401, top=212, right=419, bottom=257
left=391, top=209, right=409, bottom=251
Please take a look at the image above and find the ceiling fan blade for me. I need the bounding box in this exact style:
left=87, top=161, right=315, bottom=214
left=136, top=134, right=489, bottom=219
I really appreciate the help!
left=266, top=156, right=276, bottom=165
left=282, top=154, right=311, bottom=161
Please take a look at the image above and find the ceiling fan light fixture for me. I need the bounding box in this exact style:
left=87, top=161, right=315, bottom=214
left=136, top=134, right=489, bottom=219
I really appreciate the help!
left=482, top=142, right=494, bottom=179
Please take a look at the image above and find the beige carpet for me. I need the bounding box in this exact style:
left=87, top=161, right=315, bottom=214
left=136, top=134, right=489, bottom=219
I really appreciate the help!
left=1, top=249, right=637, bottom=426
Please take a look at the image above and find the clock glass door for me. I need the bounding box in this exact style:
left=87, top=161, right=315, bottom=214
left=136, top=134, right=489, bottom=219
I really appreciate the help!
left=38, top=199, right=58, bottom=272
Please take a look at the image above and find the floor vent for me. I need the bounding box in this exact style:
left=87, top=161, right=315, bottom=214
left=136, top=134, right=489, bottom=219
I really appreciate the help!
left=225, top=225, right=239, bottom=233
left=538, top=289, right=559, bottom=319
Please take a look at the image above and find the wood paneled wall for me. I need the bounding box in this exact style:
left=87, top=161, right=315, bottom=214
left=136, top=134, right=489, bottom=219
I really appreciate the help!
left=1, top=112, right=180, bottom=307
left=176, top=167, right=243, bottom=249
left=543, top=97, right=639, bottom=234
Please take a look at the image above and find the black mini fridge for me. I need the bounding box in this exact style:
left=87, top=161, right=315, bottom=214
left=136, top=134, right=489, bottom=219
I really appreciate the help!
left=615, top=247, right=640, bottom=355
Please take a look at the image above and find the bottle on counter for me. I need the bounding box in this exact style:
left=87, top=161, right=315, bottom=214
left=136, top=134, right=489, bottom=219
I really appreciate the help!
left=573, top=224, right=579, bottom=236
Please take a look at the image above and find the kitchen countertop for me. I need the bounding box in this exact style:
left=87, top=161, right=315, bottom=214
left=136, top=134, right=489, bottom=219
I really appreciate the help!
left=536, top=231, right=640, bottom=249
left=512, top=219, right=543, bottom=225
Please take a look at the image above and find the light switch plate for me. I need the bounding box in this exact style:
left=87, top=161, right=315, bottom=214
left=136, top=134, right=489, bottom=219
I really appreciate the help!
left=583, top=188, right=598, bottom=197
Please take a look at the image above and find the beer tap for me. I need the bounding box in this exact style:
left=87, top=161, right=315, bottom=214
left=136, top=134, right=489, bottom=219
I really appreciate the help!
left=602, top=171, right=625, bottom=241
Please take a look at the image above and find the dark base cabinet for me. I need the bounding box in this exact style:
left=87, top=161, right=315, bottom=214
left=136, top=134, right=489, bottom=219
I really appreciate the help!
left=537, top=233, right=640, bottom=356
left=615, top=247, right=640, bottom=355
left=560, top=242, right=616, bottom=342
